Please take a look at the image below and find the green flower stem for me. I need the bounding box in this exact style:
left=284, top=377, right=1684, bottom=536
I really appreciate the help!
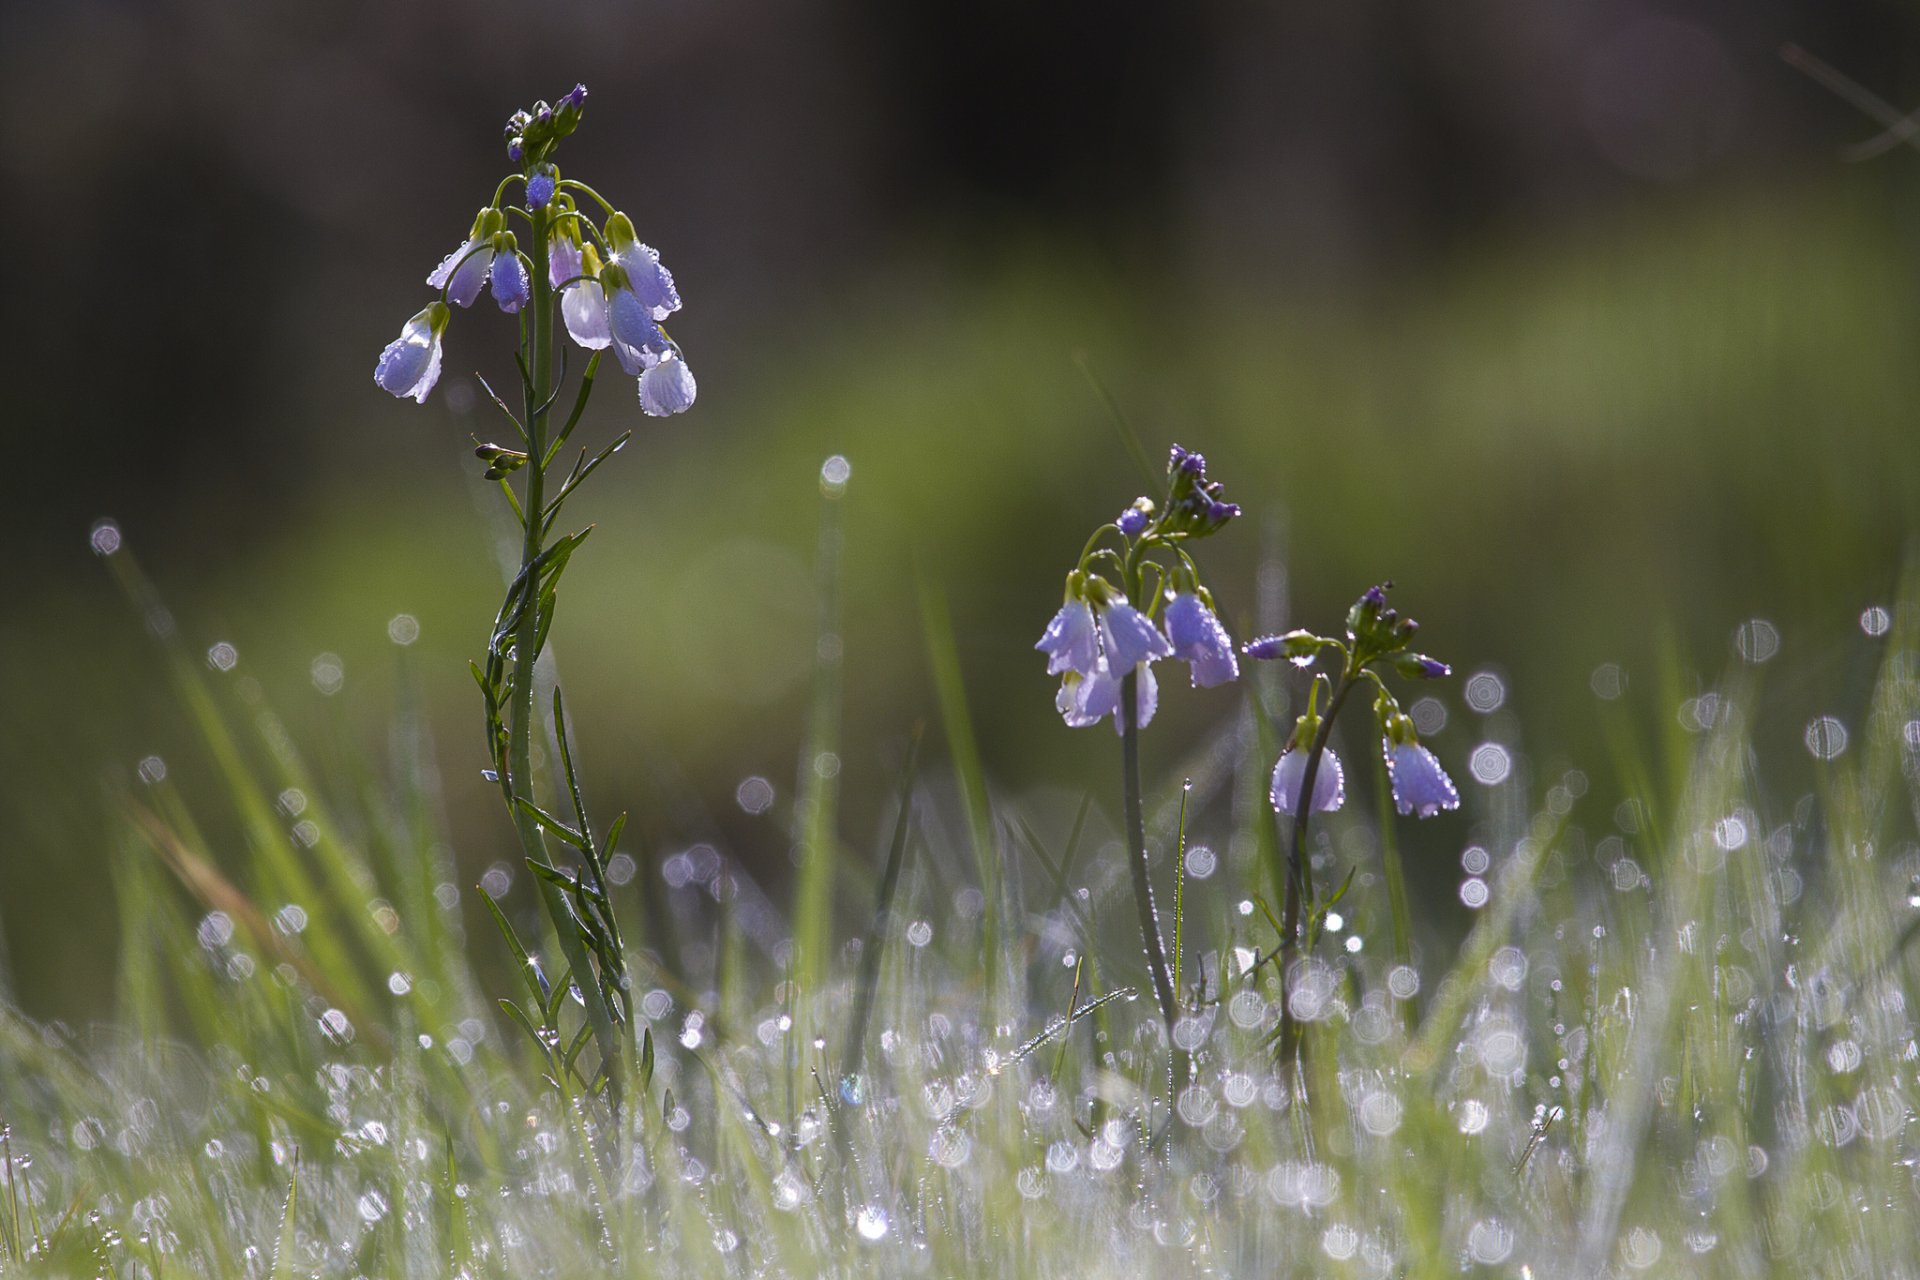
left=506, top=201, right=625, bottom=1101
left=1120, top=669, right=1178, bottom=1032
left=1118, top=537, right=1178, bottom=1032
left=1275, top=662, right=1356, bottom=1064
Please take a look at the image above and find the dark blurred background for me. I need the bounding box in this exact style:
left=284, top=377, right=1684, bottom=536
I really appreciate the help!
left=5, top=0, right=1920, bottom=1016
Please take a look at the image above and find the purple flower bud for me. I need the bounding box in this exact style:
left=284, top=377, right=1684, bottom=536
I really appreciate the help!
left=1385, top=741, right=1459, bottom=818
left=1117, top=505, right=1150, bottom=537
left=1362, top=585, right=1388, bottom=609
left=1270, top=748, right=1344, bottom=817
left=507, top=138, right=525, bottom=164
left=569, top=83, right=588, bottom=108
left=1179, top=451, right=1205, bottom=475
left=526, top=172, right=556, bottom=210
left=1207, top=500, right=1240, bottom=523
left=1168, top=444, right=1189, bottom=469
left=536, top=107, right=553, bottom=127
left=1242, top=634, right=1288, bottom=661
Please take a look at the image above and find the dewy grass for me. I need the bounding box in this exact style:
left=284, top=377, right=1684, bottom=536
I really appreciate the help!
left=6, top=87, right=1920, bottom=1278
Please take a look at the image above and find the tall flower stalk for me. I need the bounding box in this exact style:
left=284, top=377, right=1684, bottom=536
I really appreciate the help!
left=1038, top=446, right=1241, bottom=1029
left=1244, top=582, right=1459, bottom=1058
left=374, top=84, right=695, bottom=1107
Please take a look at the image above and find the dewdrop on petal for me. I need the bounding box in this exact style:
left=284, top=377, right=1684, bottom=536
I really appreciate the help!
left=605, top=211, right=681, bottom=321
left=428, top=208, right=506, bottom=308
left=1385, top=739, right=1459, bottom=818
left=1270, top=746, right=1345, bottom=816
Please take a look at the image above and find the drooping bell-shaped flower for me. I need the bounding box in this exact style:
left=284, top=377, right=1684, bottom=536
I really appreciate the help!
left=488, top=234, right=530, bottom=313
left=1163, top=592, right=1238, bottom=688
left=549, top=238, right=611, bottom=350
left=1270, top=747, right=1344, bottom=816
left=427, top=208, right=505, bottom=309
left=1099, top=601, right=1173, bottom=673
left=374, top=302, right=450, bottom=404
left=605, top=212, right=681, bottom=321
left=1067, top=659, right=1157, bottom=733
left=1037, top=598, right=1100, bottom=677
left=639, top=353, right=697, bottom=416
left=1385, top=741, right=1459, bottom=818
left=601, top=262, right=672, bottom=375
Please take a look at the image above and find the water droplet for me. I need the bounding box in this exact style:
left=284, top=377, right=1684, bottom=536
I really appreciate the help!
left=855, top=1204, right=889, bottom=1240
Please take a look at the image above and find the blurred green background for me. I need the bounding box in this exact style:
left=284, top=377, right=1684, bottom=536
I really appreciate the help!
left=5, top=0, right=1920, bottom=1017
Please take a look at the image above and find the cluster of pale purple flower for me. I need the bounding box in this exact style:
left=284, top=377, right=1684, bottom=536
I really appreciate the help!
left=374, top=83, right=695, bottom=417
left=1246, top=585, right=1459, bottom=822
left=1037, top=445, right=1242, bottom=734
left=1040, top=476, right=1462, bottom=824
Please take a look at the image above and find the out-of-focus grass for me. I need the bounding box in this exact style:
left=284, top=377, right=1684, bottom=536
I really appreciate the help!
left=4, top=185, right=1916, bottom=1011
left=0, top=502, right=1917, bottom=1275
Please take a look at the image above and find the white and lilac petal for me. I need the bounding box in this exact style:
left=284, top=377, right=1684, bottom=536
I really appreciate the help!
left=1036, top=600, right=1100, bottom=676
left=374, top=308, right=444, bottom=403
left=560, top=281, right=612, bottom=350
left=1269, top=748, right=1345, bottom=817
left=1164, top=593, right=1239, bottom=688
left=1107, top=661, right=1158, bottom=734
left=549, top=236, right=583, bottom=289
left=639, top=356, right=697, bottom=416
left=445, top=242, right=496, bottom=308
left=1074, top=662, right=1120, bottom=725
left=616, top=241, right=681, bottom=320
left=1099, top=602, right=1172, bottom=672
left=1386, top=742, right=1459, bottom=818
left=1057, top=674, right=1102, bottom=728
left=490, top=251, right=531, bottom=313
left=427, top=235, right=480, bottom=289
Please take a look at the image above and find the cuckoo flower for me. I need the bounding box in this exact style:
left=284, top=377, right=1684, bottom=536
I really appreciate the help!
left=1385, top=738, right=1459, bottom=818
left=639, top=353, right=698, bottom=417
left=488, top=234, right=531, bottom=313
left=1037, top=596, right=1100, bottom=677
left=1164, top=592, right=1238, bottom=688
left=550, top=236, right=612, bottom=350
left=605, top=212, right=681, bottom=321
left=1270, top=746, right=1345, bottom=816
left=1099, top=600, right=1172, bottom=673
left=603, top=262, right=672, bottom=374
left=374, top=303, right=449, bottom=403
left=428, top=208, right=507, bottom=308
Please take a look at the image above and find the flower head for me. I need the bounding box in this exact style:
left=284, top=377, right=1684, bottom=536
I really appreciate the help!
left=374, top=302, right=449, bottom=404
left=1163, top=592, right=1238, bottom=688
left=1117, top=499, right=1152, bottom=537
left=1098, top=601, right=1172, bottom=673
left=1037, top=598, right=1100, bottom=677
left=639, top=354, right=697, bottom=416
left=1385, top=741, right=1459, bottom=818
left=1270, top=747, right=1344, bottom=816
left=549, top=237, right=612, bottom=350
